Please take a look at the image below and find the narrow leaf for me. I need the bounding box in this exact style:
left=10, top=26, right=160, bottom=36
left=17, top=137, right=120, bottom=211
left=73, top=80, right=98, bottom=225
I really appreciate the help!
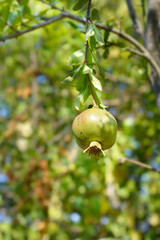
left=103, top=48, right=109, bottom=59
left=75, top=85, right=91, bottom=110
left=62, top=76, right=73, bottom=84
left=76, top=74, right=88, bottom=91
left=89, top=74, right=102, bottom=91
left=85, top=22, right=95, bottom=41
left=104, top=31, right=109, bottom=45
left=92, top=24, right=104, bottom=46
left=83, top=65, right=93, bottom=75
left=69, top=49, right=84, bottom=65
left=89, top=36, right=97, bottom=52
left=73, top=65, right=83, bottom=78
left=91, top=8, right=100, bottom=21
left=73, top=0, right=88, bottom=11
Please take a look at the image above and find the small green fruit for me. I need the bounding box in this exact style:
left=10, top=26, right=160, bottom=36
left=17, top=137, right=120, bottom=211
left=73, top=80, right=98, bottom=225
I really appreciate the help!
left=72, top=108, right=117, bottom=159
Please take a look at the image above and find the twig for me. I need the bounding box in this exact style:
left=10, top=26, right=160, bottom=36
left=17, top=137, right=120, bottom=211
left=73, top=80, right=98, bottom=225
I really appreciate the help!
left=119, top=158, right=160, bottom=173
left=84, top=0, right=97, bottom=107
left=125, top=0, right=144, bottom=39
left=126, top=48, right=146, bottom=57
left=84, top=0, right=91, bottom=62
left=0, top=13, right=65, bottom=42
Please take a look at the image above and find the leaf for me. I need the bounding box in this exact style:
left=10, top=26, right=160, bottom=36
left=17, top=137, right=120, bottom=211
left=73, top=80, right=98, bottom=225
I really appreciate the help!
left=91, top=51, right=105, bottom=79
left=69, top=50, right=85, bottom=65
left=103, top=48, right=109, bottom=59
left=92, top=88, right=103, bottom=107
left=0, top=0, right=13, bottom=21
left=8, top=12, right=15, bottom=24
left=91, top=8, right=100, bottom=21
left=89, top=36, right=97, bottom=52
left=73, top=65, right=83, bottom=78
left=104, top=31, right=110, bottom=45
left=92, top=24, right=104, bottom=46
left=62, top=76, right=73, bottom=84
left=89, top=74, right=102, bottom=91
left=83, top=65, right=93, bottom=75
left=73, top=0, right=88, bottom=11
left=76, top=74, right=88, bottom=91
left=75, top=85, right=90, bottom=110
left=85, top=22, right=95, bottom=41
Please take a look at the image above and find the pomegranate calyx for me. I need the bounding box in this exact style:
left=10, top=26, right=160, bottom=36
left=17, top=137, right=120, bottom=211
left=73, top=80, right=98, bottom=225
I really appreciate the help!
left=83, top=141, right=105, bottom=159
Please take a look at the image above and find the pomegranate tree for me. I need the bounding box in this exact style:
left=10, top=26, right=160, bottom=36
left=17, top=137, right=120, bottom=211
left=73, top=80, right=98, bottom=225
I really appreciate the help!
left=72, top=107, right=117, bottom=159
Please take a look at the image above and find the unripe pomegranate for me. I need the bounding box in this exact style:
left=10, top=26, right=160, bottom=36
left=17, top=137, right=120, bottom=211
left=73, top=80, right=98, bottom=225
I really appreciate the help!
left=72, top=108, right=117, bottom=159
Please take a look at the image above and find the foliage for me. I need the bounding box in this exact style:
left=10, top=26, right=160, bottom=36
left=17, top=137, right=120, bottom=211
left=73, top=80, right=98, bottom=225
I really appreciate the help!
left=0, top=0, right=160, bottom=240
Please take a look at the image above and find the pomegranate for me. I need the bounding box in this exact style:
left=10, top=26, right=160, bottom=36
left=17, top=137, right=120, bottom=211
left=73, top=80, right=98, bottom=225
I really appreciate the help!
left=72, top=107, right=117, bottom=159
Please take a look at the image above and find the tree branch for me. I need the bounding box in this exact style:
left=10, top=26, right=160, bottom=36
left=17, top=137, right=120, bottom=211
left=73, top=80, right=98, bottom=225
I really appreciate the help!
left=126, top=48, right=146, bottom=57
left=119, top=158, right=160, bottom=173
left=125, top=0, right=144, bottom=39
left=145, top=0, right=160, bottom=113
left=0, top=13, right=65, bottom=42
left=1, top=9, right=160, bottom=80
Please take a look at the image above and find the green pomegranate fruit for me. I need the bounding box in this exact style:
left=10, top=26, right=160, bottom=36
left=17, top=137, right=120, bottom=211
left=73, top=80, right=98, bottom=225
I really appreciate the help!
left=72, top=108, right=117, bottom=159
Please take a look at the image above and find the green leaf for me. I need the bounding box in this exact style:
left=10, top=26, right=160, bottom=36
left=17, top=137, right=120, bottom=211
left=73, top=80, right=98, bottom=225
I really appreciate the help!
left=8, top=12, right=15, bottom=24
left=92, top=88, right=103, bottom=107
left=89, top=74, right=102, bottom=91
left=76, top=74, right=88, bottom=91
left=83, top=65, right=93, bottom=75
left=73, top=65, right=84, bottom=77
left=92, top=24, right=104, bottom=46
left=89, top=36, right=97, bottom=52
left=62, top=76, right=73, bottom=84
left=103, top=48, right=109, bottom=59
left=85, top=22, right=95, bottom=41
left=91, top=51, right=105, bottom=79
left=69, top=50, right=85, bottom=65
left=91, top=8, right=100, bottom=21
left=73, top=0, right=88, bottom=11
left=75, top=85, right=90, bottom=110
left=104, top=31, right=110, bottom=45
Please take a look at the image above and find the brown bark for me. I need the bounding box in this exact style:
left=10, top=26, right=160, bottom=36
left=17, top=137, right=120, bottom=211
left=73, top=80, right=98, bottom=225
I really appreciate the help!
left=145, top=0, right=160, bottom=113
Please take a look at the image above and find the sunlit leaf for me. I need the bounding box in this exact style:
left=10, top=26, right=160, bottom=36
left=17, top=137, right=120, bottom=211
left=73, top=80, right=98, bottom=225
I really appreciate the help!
left=83, top=64, right=93, bottom=75
left=62, top=76, right=73, bottom=84
left=75, top=84, right=90, bottom=110
left=89, top=74, right=102, bottom=91
left=69, top=50, right=85, bottom=65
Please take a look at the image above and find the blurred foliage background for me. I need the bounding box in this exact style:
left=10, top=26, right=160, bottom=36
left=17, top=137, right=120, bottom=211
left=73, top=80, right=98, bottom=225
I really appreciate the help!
left=0, top=0, right=160, bottom=239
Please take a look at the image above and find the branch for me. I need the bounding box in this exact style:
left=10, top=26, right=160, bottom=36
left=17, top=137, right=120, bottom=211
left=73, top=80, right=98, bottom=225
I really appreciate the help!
left=125, top=0, right=144, bottom=39
left=0, top=13, right=65, bottom=42
left=119, top=158, right=160, bottom=173
left=145, top=0, right=160, bottom=112
left=1, top=9, right=160, bottom=79
left=126, top=48, right=146, bottom=57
